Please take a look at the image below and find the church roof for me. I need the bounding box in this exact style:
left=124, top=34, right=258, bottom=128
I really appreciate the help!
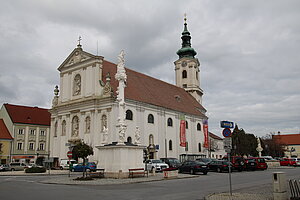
left=4, top=104, right=51, bottom=126
left=102, top=60, right=207, bottom=118
left=273, top=134, right=300, bottom=145
left=0, top=119, right=13, bottom=140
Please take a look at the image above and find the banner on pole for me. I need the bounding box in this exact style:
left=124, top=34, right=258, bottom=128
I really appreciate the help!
left=203, top=120, right=209, bottom=148
left=180, top=116, right=186, bottom=147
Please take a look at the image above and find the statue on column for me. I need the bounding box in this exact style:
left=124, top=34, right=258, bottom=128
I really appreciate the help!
left=134, top=126, right=141, bottom=145
left=256, top=137, right=263, bottom=157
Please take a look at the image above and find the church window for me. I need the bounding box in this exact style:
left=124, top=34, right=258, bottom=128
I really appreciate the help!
left=182, top=70, right=187, bottom=79
left=85, top=116, right=91, bottom=133
left=185, top=121, right=188, bottom=129
left=169, top=140, right=173, bottom=151
left=198, top=143, right=202, bottom=152
left=54, top=122, right=58, bottom=137
left=167, top=118, right=173, bottom=127
left=101, top=115, right=107, bottom=131
left=183, top=84, right=187, bottom=88
left=73, top=74, right=81, bottom=96
left=61, top=120, right=66, bottom=136
left=127, top=137, right=132, bottom=144
left=185, top=142, right=188, bottom=152
left=126, top=110, right=133, bottom=120
left=148, top=114, right=154, bottom=124
left=149, top=134, right=154, bottom=145
left=71, top=116, right=79, bottom=137
left=197, top=123, right=201, bottom=131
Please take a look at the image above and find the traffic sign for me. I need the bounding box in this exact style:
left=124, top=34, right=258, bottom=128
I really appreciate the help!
left=220, top=121, right=234, bottom=129
left=222, top=128, right=232, bottom=138
left=67, top=151, right=72, bottom=158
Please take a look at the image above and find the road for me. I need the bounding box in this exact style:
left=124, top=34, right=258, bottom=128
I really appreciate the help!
left=0, top=168, right=299, bottom=200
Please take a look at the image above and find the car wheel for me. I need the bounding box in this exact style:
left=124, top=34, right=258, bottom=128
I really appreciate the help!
left=190, top=169, right=194, bottom=175
left=217, top=167, right=222, bottom=173
left=203, top=171, right=208, bottom=175
left=60, top=166, right=63, bottom=170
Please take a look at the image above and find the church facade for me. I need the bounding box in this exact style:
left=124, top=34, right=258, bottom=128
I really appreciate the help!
left=49, top=18, right=208, bottom=167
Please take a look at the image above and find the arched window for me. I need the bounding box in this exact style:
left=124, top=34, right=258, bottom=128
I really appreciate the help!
left=197, top=123, right=201, bottom=131
left=101, top=115, right=107, bottom=131
left=149, top=134, right=154, bottom=145
left=182, top=70, right=187, bottom=79
left=73, top=74, right=81, bottom=96
left=61, top=120, right=66, bottom=136
left=126, top=110, right=133, bottom=120
left=85, top=116, right=91, bottom=133
left=54, top=121, right=58, bottom=137
left=148, top=114, right=154, bottom=124
left=185, top=121, right=188, bottom=129
left=127, top=137, right=132, bottom=144
left=169, top=140, right=173, bottom=151
left=198, top=143, right=202, bottom=152
left=167, top=118, right=173, bottom=127
left=71, top=116, right=79, bottom=137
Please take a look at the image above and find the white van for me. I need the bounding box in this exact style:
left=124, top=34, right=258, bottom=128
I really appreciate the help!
left=59, top=159, right=77, bottom=170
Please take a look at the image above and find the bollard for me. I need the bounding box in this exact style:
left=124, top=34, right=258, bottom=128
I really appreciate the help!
left=273, top=172, right=288, bottom=200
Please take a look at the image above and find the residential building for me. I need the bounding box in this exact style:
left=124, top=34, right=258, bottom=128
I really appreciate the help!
left=0, top=119, right=13, bottom=164
left=273, top=133, right=300, bottom=158
left=209, top=132, right=226, bottom=159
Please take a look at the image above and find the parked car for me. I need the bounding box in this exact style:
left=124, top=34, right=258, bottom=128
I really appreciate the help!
left=245, top=158, right=257, bottom=171
left=294, top=158, right=300, bottom=166
left=10, top=162, right=28, bottom=171
left=223, top=156, right=245, bottom=171
left=0, top=164, right=12, bottom=171
left=146, top=159, right=169, bottom=172
left=160, top=158, right=181, bottom=169
left=248, top=157, right=268, bottom=170
left=178, top=160, right=208, bottom=175
left=71, top=162, right=97, bottom=172
left=208, top=160, right=230, bottom=173
left=60, top=159, right=77, bottom=170
left=280, top=158, right=297, bottom=166
left=196, top=158, right=216, bottom=165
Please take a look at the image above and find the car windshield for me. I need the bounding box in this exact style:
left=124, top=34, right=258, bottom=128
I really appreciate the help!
left=152, top=160, right=163, bottom=163
left=257, top=159, right=265, bottom=163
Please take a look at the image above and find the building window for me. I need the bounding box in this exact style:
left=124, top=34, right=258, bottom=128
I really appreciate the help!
left=148, top=114, right=154, bottom=124
left=167, top=118, right=173, bottom=127
left=40, top=130, right=46, bottom=136
left=183, top=84, right=187, bottom=88
left=126, top=110, right=133, bottom=120
left=185, top=121, right=188, bottom=129
left=196, top=71, right=198, bottom=80
left=101, top=115, right=107, bottom=131
left=29, top=142, right=34, bottom=150
left=39, top=143, right=45, bottom=151
left=127, top=137, right=132, bottom=144
left=61, top=120, right=66, bottom=136
left=30, top=129, right=36, bottom=135
left=17, top=143, right=23, bottom=150
left=185, top=142, right=188, bottom=152
left=54, top=121, right=58, bottom=137
left=197, top=123, right=201, bottom=131
left=85, top=116, right=91, bottom=133
left=198, top=143, right=202, bottom=152
left=73, top=74, right=81, bottom=96
left=182, top=70, right=187, bottom=79
left=18, top=129, right=24, bottom=135
left=169, top=140, right=173, bottom=151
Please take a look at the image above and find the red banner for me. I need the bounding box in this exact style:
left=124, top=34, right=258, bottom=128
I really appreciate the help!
left=180, top=120, right=186, bottom=147
left=203, top=120, right=209, bottom=148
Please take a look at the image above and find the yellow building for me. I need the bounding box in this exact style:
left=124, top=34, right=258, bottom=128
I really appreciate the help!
left=0, top=119, right=13, bottom=164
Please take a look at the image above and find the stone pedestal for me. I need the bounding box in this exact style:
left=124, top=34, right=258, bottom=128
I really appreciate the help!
left=96, top=144, right=145, bottom=178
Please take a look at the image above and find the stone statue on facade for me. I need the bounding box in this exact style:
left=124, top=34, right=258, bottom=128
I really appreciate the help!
left=134, top=126, right=141, bottom=145
left=72, top=117, right=79, bottom=137
left=52, top=85, right=59, bottom=107
left=73, top=75, right=81, bottom=96
left=102, top=126, right=108, bottom=144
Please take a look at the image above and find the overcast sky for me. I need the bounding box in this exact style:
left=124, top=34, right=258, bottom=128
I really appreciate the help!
left=1, top=0, right=299, bottom=137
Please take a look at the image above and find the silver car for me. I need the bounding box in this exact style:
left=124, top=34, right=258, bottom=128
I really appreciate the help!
left=0, top=164, right=12, bottom=171
left=10, top=162, right=28, bottom=171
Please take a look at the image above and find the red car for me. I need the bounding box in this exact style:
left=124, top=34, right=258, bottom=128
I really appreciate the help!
left=280, top=158, right=297, bottom=166
left=247, top=157, right=268, bottom=170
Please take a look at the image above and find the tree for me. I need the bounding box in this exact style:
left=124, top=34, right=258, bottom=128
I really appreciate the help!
left=261, top=133, right=286, bottom=158
left=231, top=125, right=258, bottom=157
left=72, top=141, right=94, bottom=177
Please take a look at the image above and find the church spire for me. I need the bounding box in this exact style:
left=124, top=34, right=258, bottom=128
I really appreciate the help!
left=176, top=14, right=197, bottom=58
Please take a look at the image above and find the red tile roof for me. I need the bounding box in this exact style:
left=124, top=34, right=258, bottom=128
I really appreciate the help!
left=0, top=119, right=13, bottom=140
left=102, top=60, right=207, bottom=118
left=209, top=132, right=223, bottom=140
left=4, top=104, right=50, bottom=126
left=273, top=134, right=300, bottom=145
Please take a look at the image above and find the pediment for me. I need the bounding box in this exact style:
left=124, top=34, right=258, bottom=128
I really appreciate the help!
left=58, top=47, right=99, bottom=71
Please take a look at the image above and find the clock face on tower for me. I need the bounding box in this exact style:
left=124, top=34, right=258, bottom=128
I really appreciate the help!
left=181, top=61, right=187, bottom=67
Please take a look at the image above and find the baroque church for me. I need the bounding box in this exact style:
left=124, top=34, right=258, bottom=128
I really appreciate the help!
left=49, top=18, right=208, bottom=171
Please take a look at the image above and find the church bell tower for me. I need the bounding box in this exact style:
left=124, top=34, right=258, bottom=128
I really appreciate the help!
left=174, top=15, right=203, bottom=103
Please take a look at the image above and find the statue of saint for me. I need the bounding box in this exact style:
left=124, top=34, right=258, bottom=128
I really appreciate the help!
left=134, top=126, right=141, bottom=144
left=73, top=74, right=81, bottom=96
left=102, top=126, right=108, bottom=144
